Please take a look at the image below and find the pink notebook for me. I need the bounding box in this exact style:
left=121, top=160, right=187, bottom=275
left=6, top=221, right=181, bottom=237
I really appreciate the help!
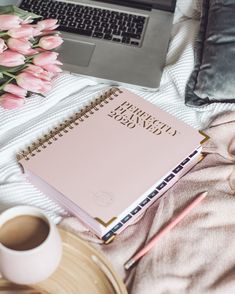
left=18, top=88, right=207, bottom=243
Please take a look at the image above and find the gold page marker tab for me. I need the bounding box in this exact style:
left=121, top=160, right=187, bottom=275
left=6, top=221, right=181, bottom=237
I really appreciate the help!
left=95, top=217, right=117, bottom=227
left=104, top=234, right=116, bottom=244
left=198, top=154, right=206, bottom=162
left=199, top=130, right=210, bottom=145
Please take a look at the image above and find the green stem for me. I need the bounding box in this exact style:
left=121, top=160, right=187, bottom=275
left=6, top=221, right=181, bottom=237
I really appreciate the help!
left=25, top=53, right=39, bottom=62
left=3, top=72, right=16, bottom=79
left=0, top=32, right=7, bottom=37
left=32, top=43, right=39, bottom=48
left=26, top=54, right=36, bottom=60
left=0, top=77, right=14, bottom=90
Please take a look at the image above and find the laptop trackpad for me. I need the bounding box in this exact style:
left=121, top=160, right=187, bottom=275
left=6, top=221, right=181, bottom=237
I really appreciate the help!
left=58, top=39, right=95, bottom=67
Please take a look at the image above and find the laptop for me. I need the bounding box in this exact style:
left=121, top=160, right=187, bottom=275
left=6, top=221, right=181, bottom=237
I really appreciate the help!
left=8, top=0, right=176, bottom=90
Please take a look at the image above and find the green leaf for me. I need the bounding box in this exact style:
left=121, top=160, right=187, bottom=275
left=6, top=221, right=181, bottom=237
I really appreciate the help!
left=0, top=5, right=41, bottom=20
left=0, top=32, right=7, bottom=37
left=0, top=76, right=8, bottom=84
left=37, top=93, right=46, bottom=98
left=0, top=64, right=28, bottom=74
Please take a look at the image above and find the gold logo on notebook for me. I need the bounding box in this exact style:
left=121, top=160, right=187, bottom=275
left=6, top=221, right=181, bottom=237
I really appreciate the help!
left=93, top=191, right=114, bottom=207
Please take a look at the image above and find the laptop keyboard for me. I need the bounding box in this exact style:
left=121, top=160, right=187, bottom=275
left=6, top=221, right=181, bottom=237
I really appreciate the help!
left=19, top=0, right=147, bottom=47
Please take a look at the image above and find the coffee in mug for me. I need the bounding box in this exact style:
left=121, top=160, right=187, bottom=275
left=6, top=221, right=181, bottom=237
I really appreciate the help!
left=0, top=215, right=49, bottom=251
left=0, top=206, right=62, bottom=285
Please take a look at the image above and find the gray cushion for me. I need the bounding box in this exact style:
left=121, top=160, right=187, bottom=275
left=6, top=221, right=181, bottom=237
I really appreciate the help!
left=185, top=0, right=235, bottom=107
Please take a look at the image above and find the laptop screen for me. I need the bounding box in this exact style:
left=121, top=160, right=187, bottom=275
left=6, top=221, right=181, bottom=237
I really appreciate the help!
left=94, top=0, right=176, bottom=12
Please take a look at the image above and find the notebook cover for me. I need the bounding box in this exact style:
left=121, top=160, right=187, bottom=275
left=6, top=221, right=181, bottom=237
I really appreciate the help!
left=19, top=88, right=205, bottom=235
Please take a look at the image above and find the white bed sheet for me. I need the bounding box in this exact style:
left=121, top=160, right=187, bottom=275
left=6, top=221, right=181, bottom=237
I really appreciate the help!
left=1, top=0, right=235, bottom=221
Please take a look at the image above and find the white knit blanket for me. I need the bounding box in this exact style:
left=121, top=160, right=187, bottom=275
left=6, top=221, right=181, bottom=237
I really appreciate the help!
left=1, top=1, right=235, bottom=222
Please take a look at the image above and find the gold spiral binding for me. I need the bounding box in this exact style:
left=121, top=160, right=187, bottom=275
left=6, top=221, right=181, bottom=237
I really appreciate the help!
left=17, top=87, right=123, bottom=161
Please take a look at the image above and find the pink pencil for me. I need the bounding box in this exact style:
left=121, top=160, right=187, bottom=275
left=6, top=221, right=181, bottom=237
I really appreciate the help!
left=124, top=191, right=208, bottom=270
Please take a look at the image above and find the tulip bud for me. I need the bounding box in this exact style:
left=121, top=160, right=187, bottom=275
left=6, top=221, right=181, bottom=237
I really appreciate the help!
left=0, top=15, right=22, bottom=31
left=38, top=35, right=63, bottom=50
left=41, top=64, right=62, bottom=73
left=7, top=38, right=38, bottom=55
left=7, top=25, right=34, bottom=39
left=3, top=83, right=27, bottom=98
left=36, top=19, right=59, bottom=31
left=33, top=51, right=62, bottom=66
left=0, top=93, right=25, bottom=109
left=16, top=72, right=52, bottom=94
left=24, top=64, right=54, bottom=81
left=0, top=50, right=25, bottom=67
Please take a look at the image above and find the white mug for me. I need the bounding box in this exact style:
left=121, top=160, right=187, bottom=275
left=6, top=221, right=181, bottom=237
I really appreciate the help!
left=0, top=206, right=62, bottom=285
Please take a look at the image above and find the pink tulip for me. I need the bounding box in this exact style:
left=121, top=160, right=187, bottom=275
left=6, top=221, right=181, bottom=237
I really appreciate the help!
left=0, top=38, right=7, bottom=54
left=7, top=38, right=38, bottom=55
left=0, top=93, right=25, bottom=109
left=25, top=24, right=43, bottom=37
left=33, top=51, right=62, bottom=66
left=36, top=30, right=60, bottom=37
left=38, top=35, right=63, bottom=50
left=41, top=64, right=62, bottom=73
left=32, top=27, right=43, bottom=37
left=24, top=64, right=54, bottom=81
left=25, top=64, right=44, bottom=74
left=0, top=15, right=21, bottom=31
left=7, top=25, right=35, bottom=39
left=36, top=19, right=59, bottom=31
left=0, top=50, right=25, bottom=67
left=16, top=72, right=52, bottom=94
left=3, top=83, right=27, bottom=98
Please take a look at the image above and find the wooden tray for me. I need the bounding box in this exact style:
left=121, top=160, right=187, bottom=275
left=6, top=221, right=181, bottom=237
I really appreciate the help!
left=0, top=228, right=127, bottom=294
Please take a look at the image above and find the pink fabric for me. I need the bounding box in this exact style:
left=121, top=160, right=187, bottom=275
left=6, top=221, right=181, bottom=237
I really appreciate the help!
left=61, top=111, right=235, bottom=293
